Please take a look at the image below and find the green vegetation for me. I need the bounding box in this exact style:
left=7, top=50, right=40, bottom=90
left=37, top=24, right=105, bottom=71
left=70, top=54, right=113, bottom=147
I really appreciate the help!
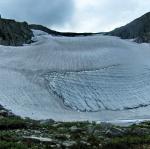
left=1, top=114, right=150, bottom=148
left=0, top=117, right=27, bottom=130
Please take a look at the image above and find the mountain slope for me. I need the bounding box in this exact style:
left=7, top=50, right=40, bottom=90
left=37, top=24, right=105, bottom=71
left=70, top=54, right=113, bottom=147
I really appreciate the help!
left=29, top=24, right=94, bottom=37
left=0, top=12, right=149, bottom=46
left=0, top=18, right=33, bottom=46
left=0, top=18, right=93, bottom=46
left=107, top=12, right=150, bottom=43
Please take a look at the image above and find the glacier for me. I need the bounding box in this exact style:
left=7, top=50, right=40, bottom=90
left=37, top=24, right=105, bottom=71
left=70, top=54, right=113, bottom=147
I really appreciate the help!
left=0, top=30, right=150, bottom=122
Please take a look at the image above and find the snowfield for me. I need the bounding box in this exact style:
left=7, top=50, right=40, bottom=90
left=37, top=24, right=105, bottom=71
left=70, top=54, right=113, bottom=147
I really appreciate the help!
left=0, top=30, right=150, bottom=123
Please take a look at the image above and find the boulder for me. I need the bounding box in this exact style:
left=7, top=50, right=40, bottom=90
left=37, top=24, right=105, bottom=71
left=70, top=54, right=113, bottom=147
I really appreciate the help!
left=131, top=127, right=150, bottom=136
left=105, top=127, right=125, bottom=137
left=62, top=140, right=76, bottom=148
left=70, top=126, right=83, bottom=133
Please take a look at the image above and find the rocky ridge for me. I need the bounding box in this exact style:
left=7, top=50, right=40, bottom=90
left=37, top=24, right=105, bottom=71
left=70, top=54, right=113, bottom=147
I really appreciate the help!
left=0, top=18, right=33, bottom=46
left=107, top=12, right=150, bottom=43
left=0, top=12, right=150, bottom=46
left=29, top=24, right=94, bottom=37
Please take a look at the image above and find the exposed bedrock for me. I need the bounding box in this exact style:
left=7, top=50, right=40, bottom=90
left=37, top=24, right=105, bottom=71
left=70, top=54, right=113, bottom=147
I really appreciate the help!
left=0, top=18, right=33, bottom=46
left=107, top=12, right=150, bottom=43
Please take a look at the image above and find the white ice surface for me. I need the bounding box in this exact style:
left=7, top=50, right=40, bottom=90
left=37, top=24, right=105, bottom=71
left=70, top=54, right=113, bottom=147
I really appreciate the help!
left=0, top=30, right=150, bottom=123
left=46, top=65, right=150, bottom=112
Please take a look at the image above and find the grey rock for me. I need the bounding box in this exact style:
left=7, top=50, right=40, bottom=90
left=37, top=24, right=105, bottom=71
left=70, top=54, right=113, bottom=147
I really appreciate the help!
left=87, top=125, right=96, bottom=134
left=70, top=126, right=82, bottom=133
left=0, top=18, right=33, bottom=46
left=131, top=128, right=150, bottom=136
left=62, top=140, right=76, bottom=147
left=0, top=110, right=8, bottom=116
left=40, top=119, right=55, bottom=125
left=107, top=12, right=150, bottom=43
left=134, top=32, right=150, bottom=43
left=54, top=134, right=69, bottom=140
left=56, top=144, right=61, bottom=148
left=80, top=141, right=91, bottom=146
left=29, top=24, right=93, bottom=37
left=105, top=127, right=125, bottom=137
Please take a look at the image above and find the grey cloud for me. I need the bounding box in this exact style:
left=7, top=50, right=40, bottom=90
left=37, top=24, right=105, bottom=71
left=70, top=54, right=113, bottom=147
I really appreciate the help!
left=78, top=0, right=150, bottom=32
left=0, top=0, right=149, bottom=32
left=85, top=0, right=138, bottom=24
left=0, top=0, right=75, bottom=26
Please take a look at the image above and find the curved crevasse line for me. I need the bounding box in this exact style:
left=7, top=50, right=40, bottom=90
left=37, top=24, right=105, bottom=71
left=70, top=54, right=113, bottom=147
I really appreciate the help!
left=44, top=64, right=120, bottom=112
left=45, top=64, right=150, bottom=112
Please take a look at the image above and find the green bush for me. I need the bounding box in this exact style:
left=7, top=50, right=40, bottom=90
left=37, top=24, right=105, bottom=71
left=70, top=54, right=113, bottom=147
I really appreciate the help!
left=0, top=141, right=28, bottom=149
left=102, top=135, right=150, bottom=149
left=0, top=117, right=27, bottom=130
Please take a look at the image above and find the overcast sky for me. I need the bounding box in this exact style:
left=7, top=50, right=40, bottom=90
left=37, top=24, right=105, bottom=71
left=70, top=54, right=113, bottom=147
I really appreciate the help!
left=0, top=0, right=150, bottom=32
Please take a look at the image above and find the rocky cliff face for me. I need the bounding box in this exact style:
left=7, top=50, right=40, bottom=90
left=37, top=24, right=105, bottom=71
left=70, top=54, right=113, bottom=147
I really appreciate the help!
left=0, top=19, right=33, bottom=46
left=107, top=12, right=150, bottom=43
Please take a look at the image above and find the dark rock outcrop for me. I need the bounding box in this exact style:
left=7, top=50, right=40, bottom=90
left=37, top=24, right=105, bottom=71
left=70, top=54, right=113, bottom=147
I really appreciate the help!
left=29, top=24, right=94, bottom=37
left=0, top=18, right=33, bottom=46
left=107, top=12, right=150, bottom=43
left=0, top=104, right=15, bottom=117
